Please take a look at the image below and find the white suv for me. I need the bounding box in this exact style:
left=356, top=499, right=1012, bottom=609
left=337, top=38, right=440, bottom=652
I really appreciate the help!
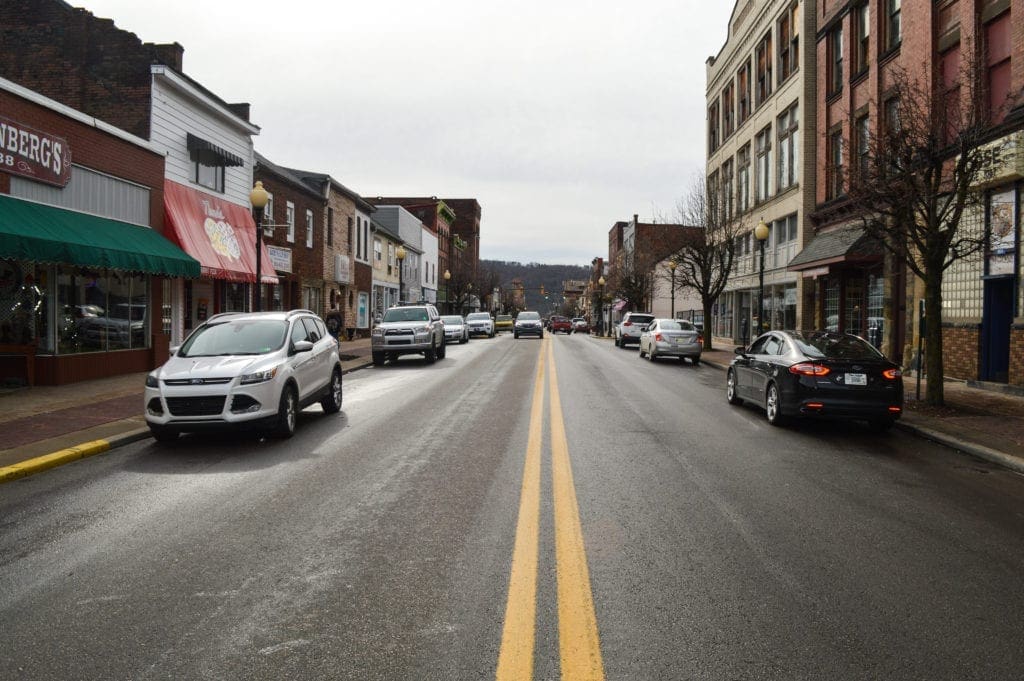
left=615, top=312, right=655, bottom=348
left=144, top=310, right=343, bottom=441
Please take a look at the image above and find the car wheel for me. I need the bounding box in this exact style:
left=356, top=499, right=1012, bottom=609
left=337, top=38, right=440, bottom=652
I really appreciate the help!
left=639, top=344, right=646, bottom=358
left=438, top=338, right=447, bottom=359
left=514, top=332, right=520, bottom=339
left=765, top=383, right=786, bottom=427
left=425, top=340, right=437, bottom=364
left=149, top=425, right=179, bottom=443
left=489, top=331, right=495, bottom=338
left=691, top=356, right=701, bottom=366
left=727, top=369, right=743, bottom=405
left=320, top=368, right=342, bottom=414
left=614, top=336, right=620, bottom=347
left=540, top=332, right=544, bottom=339
left=649, top=347, right=657, bottom=362
left=372, top=351, right=385, bottom=366
left=272, top=386, right=298, bottom=438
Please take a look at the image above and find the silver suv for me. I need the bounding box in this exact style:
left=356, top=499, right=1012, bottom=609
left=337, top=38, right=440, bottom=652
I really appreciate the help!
left=371, top=303, right=446, bottom=365
left=144, top=310, right=343, bottom=441
left=615, top=312, right=655, bottom=348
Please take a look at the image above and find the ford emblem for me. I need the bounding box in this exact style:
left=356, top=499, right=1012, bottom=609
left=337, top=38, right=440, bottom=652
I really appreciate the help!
left=190, top=378, right=204, bottom=385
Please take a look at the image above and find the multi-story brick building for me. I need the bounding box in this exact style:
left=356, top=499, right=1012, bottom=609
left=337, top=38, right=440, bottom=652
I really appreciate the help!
left=798, top=0, right=1023, bottom=388
left=371, top=197, right=459, bottom=304
left=706, top=0, right=817, bottom=346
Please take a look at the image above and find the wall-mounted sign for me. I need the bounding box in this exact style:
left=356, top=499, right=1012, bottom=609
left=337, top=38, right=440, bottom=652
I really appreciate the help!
left=0, top=115, right=72, bottom=187
left=267, top=245, right=292, bottom=273
left=988, top=190, right=1016, bottom=277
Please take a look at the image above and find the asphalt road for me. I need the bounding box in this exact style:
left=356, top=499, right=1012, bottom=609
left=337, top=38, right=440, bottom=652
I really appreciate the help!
left=2, top=333, right=1023, bottom=679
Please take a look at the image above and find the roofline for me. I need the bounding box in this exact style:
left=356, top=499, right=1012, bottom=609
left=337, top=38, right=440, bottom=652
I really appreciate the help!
left=151, top=66, right=260, bottom=135
left=0, top=75, right=164, bottom=156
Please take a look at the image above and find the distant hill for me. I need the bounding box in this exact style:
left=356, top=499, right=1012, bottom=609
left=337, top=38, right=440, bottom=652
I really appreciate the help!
left=480, top=260, right=591, bottom=315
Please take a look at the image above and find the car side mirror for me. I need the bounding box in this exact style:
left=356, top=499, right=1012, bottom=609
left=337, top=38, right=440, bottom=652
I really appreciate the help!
left=292, top=339, right=314, bottom=354
left=168, top=345, right=179, bottom=356
left=734, top=346, right=747, bottom=356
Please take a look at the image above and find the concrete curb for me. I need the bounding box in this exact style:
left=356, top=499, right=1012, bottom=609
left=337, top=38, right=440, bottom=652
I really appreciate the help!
left=895, top=421, right=1024, bottom=475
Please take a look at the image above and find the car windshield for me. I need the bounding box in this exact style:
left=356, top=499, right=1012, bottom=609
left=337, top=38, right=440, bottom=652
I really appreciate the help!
left=628, top=315, right=655, bottom=324
left=517, top=312, right=541, bottom=320
left=792, top=332, right=884, bottom=360
left=497, top=315, right=513, bottom=321
left=659, top=320, right=694, bottom=331
left=466, top=313, right=490, bottom=321
left=442, top=316, right=464, bottom=324
left=383, top=308, right=429, bottom=323
left=179, top=320, right=288, bottom=357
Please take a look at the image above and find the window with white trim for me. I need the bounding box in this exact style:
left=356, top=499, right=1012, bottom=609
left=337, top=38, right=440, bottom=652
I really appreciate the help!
left=286, top=202, right=295, bottom=243
left=306, top=209, right=314, bottom=248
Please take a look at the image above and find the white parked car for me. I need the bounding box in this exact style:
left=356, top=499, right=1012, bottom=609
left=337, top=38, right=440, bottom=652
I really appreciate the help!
left=441, top=315, right=469, bottom=344
left=614, top=312, right=654, bottom=348
left=144, top=309, right=343, bottom=441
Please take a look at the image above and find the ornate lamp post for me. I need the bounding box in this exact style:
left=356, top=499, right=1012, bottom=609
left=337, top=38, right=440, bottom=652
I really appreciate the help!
left=443, top=269, right=451, bottom=314
left=755, top=218, right=770, bottom=336
left=396, top=244, right=406, bottom=304
left=668, top=259, right=677, bottom=319
left=249, top=181, right=269, bottom=312
left=598, top=275, right=606, bottom=336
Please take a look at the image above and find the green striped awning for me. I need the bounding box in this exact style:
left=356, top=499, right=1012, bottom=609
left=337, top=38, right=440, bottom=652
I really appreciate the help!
left=0, top=194, right=200, bottom=277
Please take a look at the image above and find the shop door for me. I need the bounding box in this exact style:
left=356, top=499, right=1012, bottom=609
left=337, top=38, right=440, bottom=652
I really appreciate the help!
left=981, top=277, right=1013, bottom=383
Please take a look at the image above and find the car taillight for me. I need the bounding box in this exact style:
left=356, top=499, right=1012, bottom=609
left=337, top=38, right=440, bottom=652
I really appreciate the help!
left=882, top=368, right=902, bottom=380
left=789, top=363, right=831, bottom=377
left=697, top=335, right=703, bottom=345
left=623, top=321, right=633, bottom=326
left=654, top=333, right=664, bottom=342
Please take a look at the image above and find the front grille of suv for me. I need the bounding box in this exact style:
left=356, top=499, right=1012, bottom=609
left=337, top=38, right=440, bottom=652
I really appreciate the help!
left=166, top=396, right=226, bottom=416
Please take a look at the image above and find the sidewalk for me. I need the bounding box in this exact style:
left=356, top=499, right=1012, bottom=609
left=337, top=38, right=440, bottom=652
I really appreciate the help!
left=2, top=335, right=1023, bottom=483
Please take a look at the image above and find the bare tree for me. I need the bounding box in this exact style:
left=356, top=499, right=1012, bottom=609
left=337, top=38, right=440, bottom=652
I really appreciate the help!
left=846, top=58, right=1006, bottom=405
left=664, top=173, right=746, bottom=350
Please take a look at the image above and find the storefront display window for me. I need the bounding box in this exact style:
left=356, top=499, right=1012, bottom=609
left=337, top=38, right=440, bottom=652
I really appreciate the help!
left=55, top=266, right=148, bottom=354
left=713, top=293, right=734, bottom=338
left=0, top=261, right=48, bottom=348
left=845, top=278, right=865, bottom=338
left=222, top=282, right=249, bottom=312
left=867, top=273, right=884, bottom=349
left=824, top=278, right=840, bottom=331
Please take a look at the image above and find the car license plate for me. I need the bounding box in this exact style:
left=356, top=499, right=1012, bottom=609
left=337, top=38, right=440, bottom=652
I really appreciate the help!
left=846, top=373, right=867, bottom=386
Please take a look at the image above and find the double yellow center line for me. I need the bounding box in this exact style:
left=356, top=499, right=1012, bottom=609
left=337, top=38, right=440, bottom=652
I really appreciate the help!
left=497, top=337, right=605, bottom=680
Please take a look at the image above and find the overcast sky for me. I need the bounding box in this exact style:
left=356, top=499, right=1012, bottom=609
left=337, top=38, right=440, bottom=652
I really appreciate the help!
left=77, top=1, right=732, bottom=266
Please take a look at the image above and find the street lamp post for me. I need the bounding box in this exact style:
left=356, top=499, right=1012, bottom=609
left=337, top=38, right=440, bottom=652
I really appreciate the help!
left=396, top=244, right=406, bottom=304
left=443, top=269, right=451, bottom=314
left=668, top=259, right=677, bottom=319
left=249, top=181, right=269, bottom=312
left=755, top=218, right=770, bottom=337
left=598, top=275, right=606, bottom=336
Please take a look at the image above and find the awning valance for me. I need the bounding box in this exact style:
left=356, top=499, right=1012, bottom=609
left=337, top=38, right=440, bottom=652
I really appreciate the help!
left=163, top=180, right=277, bottom=284
left=787, top=226, right=883, bottom=271
left=0, top=193, right=200, bottom=277
left=186, top=133, right=245, bottom=167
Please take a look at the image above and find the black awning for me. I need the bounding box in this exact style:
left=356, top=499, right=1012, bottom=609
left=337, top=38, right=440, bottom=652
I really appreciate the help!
left=788, top=226, right=883, bottom=271
left=186, top=133, right=245, bottom=167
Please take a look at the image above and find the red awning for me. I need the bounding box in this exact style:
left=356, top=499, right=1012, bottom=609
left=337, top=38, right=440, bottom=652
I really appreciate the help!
left=163, top=180, right=277, bottom=284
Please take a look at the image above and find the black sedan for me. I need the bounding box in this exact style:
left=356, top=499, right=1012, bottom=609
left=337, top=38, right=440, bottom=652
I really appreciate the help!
left=726, top=330, right=904, bottom=430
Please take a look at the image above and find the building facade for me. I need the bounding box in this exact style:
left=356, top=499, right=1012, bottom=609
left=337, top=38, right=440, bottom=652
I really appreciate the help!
left=706, top=0, right=817, bottom=345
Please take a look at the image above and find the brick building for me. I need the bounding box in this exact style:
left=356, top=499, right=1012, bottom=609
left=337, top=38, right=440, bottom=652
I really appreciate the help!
left=0, top=76, right=197, bottom=385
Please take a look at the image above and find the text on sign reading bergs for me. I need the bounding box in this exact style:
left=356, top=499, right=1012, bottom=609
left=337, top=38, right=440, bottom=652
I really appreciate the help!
left=201, top=199, right=241, bottom=260
left=0, top=115, right=72, bottom=187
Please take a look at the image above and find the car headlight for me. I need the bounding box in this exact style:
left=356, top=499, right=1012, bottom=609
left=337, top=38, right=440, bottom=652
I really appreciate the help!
left=371, top=328, right=383, bottom=337
left=240, top=366, right=280, bottom=385
left=415, top=325, right=431, bottom=338
left=145, top=373, right=160, bottom=388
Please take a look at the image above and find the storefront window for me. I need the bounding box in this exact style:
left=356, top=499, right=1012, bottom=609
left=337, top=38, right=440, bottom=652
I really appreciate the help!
left=55, top=266, right=148, bottom=353
left=0, top=261, right=48, bottom=348
left=845, top=278, right=865, bottom=338
left=222, top=282, right=249, bottom=312
left=713, top=293, right=734, bottom=338
left=302, top=286, right=322, bottom=315
left=824, top=278, right=841, bottom=331
left=867, top=272, right=884, bottom=349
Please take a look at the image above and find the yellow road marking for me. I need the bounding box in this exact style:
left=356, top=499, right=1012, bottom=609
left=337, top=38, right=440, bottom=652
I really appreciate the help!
left=496, top=340, right=547, bottom=680
left=548, top=339, right=605, bottom=680
left=0, top=439, right=112, bottom=484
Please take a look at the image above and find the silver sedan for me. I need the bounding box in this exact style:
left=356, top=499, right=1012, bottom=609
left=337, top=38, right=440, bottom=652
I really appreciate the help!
left=638, top=318, right=702, bottom=364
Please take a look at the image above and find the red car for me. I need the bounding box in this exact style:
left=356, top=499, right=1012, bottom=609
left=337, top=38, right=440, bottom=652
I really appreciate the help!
left=550, top=315, right=573, bottom=334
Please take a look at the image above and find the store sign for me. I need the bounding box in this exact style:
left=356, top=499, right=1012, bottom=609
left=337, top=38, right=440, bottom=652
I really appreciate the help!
left=267, top=245, right=292, bottom=273
left=0, top=115, right=72, bottom=187
left=988, top=191, right=1016, bottom=277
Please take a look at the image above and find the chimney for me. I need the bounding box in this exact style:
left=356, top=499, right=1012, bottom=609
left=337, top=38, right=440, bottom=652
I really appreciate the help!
left=227, top=103, right=251, bottom=122
left=633, top=213, right=639, bottom=225
left=148, top=42, right=184, bottom=71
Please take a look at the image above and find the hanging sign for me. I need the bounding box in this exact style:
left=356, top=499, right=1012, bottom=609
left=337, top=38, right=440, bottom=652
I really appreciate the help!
left=0, top=114, right=72, bottom=187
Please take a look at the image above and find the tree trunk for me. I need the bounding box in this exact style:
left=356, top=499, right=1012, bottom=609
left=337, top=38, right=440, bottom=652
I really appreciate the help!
left=924, top=274, right=945, bottom=406
left=702, top=298, right=714, bottom=350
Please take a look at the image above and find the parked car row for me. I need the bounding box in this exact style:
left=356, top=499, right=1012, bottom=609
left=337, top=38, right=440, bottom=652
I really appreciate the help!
left=614, top=311, right=904, bottom=431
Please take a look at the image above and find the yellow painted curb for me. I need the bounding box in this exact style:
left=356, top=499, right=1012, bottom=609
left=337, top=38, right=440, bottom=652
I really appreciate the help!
left=0, top=439, right=111, bottom=484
